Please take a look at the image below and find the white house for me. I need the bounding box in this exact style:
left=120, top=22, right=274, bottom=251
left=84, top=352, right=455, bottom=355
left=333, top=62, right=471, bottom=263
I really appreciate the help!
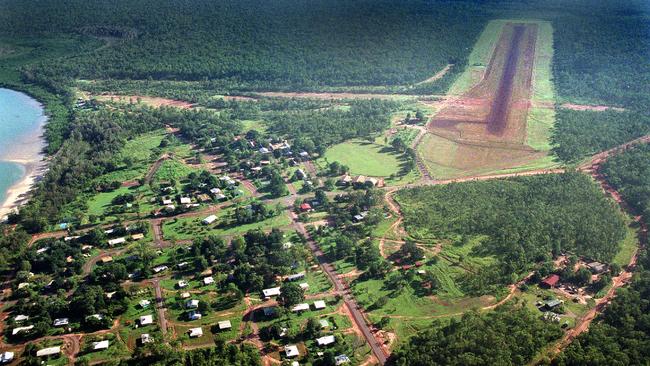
left=319, top=319, right=329, bottom=328
left=203, top=276, right=215, bottom=285
left=153, top=265, right=168, bottom=273
left=284, top=345, right=300, bottom=358
left=92, top=340, right=110, bottom=351
left=262, top=287, right=281, bottom=298
left=12, top=325, right=33, bottom=335
left=299, top=282, right=309, bottom=290
left=53, top=318, right=69, bottom=327
left=186, top=299, right=199, bottom=309
left=313, top=300, right=326, bottom=310
left=108, top=237, right=126, bottom=246
left=335, top=355, right=351, bottom=365
left=291, top=303, right=310, bottom=312
left=0, top=351, right=14, bottom=363
left=139, top=300, right=151, bottom=308
left=202, top=215, right=217, bottom=225
left=218, top=320, right=232, bottom=330
left=188, top=327, right=203, bottom=338
left=210, top=188, right=222, bottom=195
left=36, top=346, right=61, bottom=357
left=14, top=314, right=29, bottom=322
left=177, top=280, right=188, bottom=288
left=180, top=292, right=191, bottom=299
left=188, top=311, right=202, bottom=321
left=179, top=197, right=191, bottom=204
left=286, top=272, right=305, bottom=281
left=317, top=335, right=336, bottom=346
left=139, top=315, right=154, bottom=326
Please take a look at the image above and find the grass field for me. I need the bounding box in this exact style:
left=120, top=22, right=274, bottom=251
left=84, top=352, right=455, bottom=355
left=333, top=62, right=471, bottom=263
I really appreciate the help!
left=319, top=140, right=404, bottom=177
left=162, top=211, right=292, bottom=241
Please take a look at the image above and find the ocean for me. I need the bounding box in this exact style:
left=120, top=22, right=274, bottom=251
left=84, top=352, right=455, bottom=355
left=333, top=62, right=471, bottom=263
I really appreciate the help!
left=0, top=88, right=45, bottom=207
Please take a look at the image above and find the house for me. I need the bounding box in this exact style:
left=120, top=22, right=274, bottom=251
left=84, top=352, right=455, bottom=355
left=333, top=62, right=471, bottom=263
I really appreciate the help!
left=197, top=194, right=212, bottom=203
left=131, top=233, right=145, bottom=241
left=587, top=262, right=608, bottom=274
left=313, top=300, right=326, bottom=310
left=108, top=237, right=126, bottom=246
left=164, top=204, right=176, bottom=212
left=317, top=335, right=336, bottom=346
left=262, top=307, right=276, bottom=317
left=177, top=280, right=189, bottom=288
left=162, top=198, right=173, bottom=205
left=188, top=327, right=203, bottom=338
left=87, top=314, right=104, bottom=321
left=53, top=318, right=69, bottom=327
left=291, top=303, right=310, bottom=312
left=92, top=340, right=109, bottom=351
left=12, top=325, right=34, bottom=335
left=540, top=274, right=560, bottom=289
left=319, top=319, right=329, bottom=328
left=202, top=215, right=217, bottom=225
left=179, top=197, right=191, bottom=204
left=140, top=315, right=154, bottom=326
left=218, top=320, right=232, bottom=330
left=367, top=177, right=379, bottom=187
left=100, top=256, right=113, bottom=263
left=262, top=287, right=281, bottom=298
left=286, top=272, right=305, bottom=282
left=36, top=346, right=61, bottom=357
left=353, top=211, right=368, bottom=223
left=295, top=169, right=306, bottom=179
left=203, top=276, right=215, bottom=285
left=210, top=188, right=222, bottom=195
left=139, top=300, right=151, bottom=308
left=335, top=354, right=351, bottom=365
left=338, top=175, right=353, bottom=186
left=352, top=175, right=366, bottom=185
left=64, top=236, right=80, bottom=241
left=17, top=282, right=29, bottom=290
left=81, top=245, right=93, bottom=252
left=180, top=292, right=191, bottom=299
left=300, top=203, right=312, bottom=212
left=299, top=151, right=310, bottom=159
left=153, top=265, right=168, bottom=273
left=106, top=291, right=116, bottom=299
left=299, top=282, right=309, bottom=290
left=214, top=193, right=227, bottom=201
left=259, top=147, right=270, bottom=154
left=0, top=351, right=14, bottom=363
left=543, top=299, right=564, bottom=311
left=284, top=345, right=300, bottom=358
left=188, top=311, right=202, bottom=321
left=14, top=314, right=29, bottom=322
left=141, top=333, right=153, bottom=344
left=186, top=299, right=200, bottom=309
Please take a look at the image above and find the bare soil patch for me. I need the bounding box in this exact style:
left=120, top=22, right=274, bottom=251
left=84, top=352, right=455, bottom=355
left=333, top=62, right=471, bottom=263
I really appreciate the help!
left=415, top=64, right=454, bottom=85
left=95, top=94, right=195, bottom=109
left=422, top=23, right=543, bottom=175
left=561, top=103, right=625, bottom=112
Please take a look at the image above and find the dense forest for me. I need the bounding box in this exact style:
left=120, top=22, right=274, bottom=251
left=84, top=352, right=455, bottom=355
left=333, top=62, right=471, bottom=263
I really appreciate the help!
left=388, top=304, right=562, bottom=365
left=601, top=145, right=650, bottom=219
left=0, top=0, right=486, bottom=89
left=395, top=173, right=626, bottom=292
left=551, top=146, right=650, bottom=364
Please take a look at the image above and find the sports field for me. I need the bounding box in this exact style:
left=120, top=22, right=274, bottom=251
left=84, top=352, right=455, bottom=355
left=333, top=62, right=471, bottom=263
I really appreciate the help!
left=320, top=140, right=403, bottom=177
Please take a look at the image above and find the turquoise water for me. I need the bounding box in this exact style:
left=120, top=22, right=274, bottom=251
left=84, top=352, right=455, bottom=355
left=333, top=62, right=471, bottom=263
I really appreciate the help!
left=0, top=88, right=45, bottom=205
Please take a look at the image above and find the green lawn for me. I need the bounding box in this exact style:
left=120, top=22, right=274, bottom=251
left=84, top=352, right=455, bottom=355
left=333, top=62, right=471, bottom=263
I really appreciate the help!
left=612, top=215, right=641, bottom=267
left=163, top=211, right=292, bottom=241
left=153, top=159, right=197, bottom=183
left=320, top=140, right=404, bottom=177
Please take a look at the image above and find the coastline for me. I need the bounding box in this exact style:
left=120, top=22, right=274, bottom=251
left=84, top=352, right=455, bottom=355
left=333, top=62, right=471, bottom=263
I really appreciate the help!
left=0, top=91, right=47, bottom=221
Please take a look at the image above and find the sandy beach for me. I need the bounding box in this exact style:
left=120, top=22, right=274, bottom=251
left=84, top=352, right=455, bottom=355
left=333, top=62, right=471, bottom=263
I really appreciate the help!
left=0, top=101, right=47, bottom=221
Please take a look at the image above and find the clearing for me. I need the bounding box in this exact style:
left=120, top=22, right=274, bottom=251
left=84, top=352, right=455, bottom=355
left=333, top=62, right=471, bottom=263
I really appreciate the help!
left=319, top=140, right=404, bottom=177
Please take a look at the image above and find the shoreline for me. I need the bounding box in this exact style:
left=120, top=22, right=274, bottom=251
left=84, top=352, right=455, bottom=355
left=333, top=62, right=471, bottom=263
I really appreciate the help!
left=0, top=89, right=48, bottom=222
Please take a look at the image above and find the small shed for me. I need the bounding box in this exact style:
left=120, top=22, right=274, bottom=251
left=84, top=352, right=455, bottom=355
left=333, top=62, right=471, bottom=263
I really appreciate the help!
left=218, top=320, right=232, bottom=330
left=317, top=335, right=336, bottom=346
left=313, top=300, right=326, bottom=310
left=140, top=315, right=154, bottom=325
left=188, top=327, right=203, bottom=338
left=36, top=346, right=61, bottom=357
left=92, top=340, right=109, bottom=351
left=284, top=345, right=300, bottom=358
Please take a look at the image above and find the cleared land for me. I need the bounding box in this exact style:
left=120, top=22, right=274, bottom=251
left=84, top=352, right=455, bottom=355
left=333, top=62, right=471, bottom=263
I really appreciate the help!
left=419, top=21, right=555, bottom=179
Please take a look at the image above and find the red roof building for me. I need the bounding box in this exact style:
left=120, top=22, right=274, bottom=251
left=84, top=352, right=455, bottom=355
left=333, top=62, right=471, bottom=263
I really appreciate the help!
left=540, top=274, right=560, bottom=289
left=299, top=203, right=312, bottom=212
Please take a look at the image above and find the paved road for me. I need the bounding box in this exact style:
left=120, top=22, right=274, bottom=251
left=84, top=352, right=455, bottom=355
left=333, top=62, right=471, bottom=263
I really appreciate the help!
left=290, top=212, right=388, bottom=364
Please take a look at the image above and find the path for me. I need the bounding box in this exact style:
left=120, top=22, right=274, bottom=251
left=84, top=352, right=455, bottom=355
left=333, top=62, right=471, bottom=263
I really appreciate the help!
left=289, top=211, right=389, bottom=364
